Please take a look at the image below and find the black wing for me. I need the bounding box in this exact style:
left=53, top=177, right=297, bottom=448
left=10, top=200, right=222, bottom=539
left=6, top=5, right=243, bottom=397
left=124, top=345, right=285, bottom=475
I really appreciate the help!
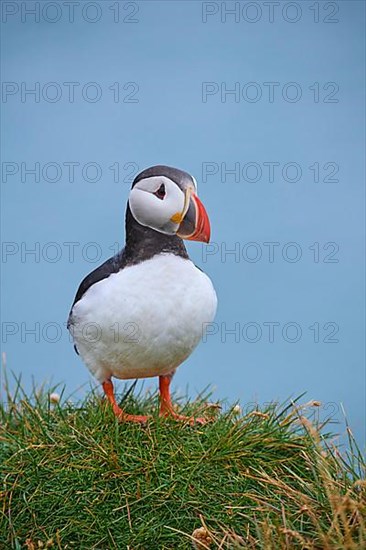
left=67, top=250, right=126, bottom=353
left=70, top=251, right=126, bottom=310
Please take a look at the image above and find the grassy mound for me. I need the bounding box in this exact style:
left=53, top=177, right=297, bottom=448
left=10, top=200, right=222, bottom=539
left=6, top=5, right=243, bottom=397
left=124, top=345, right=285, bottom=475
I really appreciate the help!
left=1, top=380, right=365, bottom=549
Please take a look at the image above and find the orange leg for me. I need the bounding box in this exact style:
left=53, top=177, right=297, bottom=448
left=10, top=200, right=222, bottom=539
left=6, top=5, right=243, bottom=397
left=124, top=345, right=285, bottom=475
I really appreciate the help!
left=159, top=373, right=207, bottom=425
left=102, top=379, right=150, bottom=424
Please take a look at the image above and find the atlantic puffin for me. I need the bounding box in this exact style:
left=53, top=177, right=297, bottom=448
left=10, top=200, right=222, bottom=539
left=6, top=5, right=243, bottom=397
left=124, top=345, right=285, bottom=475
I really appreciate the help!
left=67, top=165, right=217, bottom=424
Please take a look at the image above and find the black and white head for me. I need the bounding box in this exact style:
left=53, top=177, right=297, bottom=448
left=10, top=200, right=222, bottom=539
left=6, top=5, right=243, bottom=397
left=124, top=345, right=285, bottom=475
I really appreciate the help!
left=129, top=165, right=210, bottom=243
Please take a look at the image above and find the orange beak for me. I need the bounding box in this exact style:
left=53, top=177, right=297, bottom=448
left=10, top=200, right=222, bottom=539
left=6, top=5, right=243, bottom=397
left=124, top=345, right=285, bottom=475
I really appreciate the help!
left=176, top=192, right=211, bottom=243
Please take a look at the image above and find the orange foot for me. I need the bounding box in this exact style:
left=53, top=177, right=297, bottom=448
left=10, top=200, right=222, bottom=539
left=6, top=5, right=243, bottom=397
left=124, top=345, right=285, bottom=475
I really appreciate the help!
left=102, top=379, right=150, bottom=424
left=159, top=374, right=208, bottom=426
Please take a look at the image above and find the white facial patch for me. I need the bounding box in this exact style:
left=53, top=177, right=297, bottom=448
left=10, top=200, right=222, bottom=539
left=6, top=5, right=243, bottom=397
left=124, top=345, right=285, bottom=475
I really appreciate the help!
left=129, top=176, right=185, bottom=235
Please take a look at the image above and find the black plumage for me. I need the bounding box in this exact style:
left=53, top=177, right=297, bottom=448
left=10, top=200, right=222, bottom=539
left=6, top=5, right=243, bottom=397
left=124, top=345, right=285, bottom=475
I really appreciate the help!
left=69, top=206, right=188, bottom=313
left=67, top=165, right=197, bottom=355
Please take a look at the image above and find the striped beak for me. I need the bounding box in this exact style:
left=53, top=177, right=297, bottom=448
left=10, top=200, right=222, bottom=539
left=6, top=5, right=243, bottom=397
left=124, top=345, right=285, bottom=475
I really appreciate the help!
left=176, top=191, right=211, bottom=243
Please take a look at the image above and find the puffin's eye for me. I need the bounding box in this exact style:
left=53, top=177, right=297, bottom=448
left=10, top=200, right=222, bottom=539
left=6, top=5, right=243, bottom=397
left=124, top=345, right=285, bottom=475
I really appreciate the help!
left=154, top=183, right=166, bottom=200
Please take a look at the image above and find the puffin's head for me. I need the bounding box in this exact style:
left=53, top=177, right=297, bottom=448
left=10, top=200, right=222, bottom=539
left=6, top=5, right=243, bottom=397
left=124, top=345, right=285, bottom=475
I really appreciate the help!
left=128, top=165, right=210, bottom=243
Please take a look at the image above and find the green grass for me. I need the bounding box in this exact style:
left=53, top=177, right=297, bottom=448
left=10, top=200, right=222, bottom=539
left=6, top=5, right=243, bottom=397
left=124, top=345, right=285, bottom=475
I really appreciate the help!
left=1, top=376, right=365, bottom=549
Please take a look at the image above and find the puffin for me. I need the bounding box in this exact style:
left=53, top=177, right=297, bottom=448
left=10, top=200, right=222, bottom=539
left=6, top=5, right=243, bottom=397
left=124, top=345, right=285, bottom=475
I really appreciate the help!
left=67, top=165, right=217, bottom=424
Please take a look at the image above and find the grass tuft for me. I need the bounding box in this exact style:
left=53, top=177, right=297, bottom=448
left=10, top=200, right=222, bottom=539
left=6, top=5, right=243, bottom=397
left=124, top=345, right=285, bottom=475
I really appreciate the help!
left=0, top=375, right=365, bottom=549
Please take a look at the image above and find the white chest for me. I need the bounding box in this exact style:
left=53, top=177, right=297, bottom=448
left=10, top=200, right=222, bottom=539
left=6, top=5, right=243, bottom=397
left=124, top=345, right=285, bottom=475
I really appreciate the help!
left=70, top=254, right=217, bottom=381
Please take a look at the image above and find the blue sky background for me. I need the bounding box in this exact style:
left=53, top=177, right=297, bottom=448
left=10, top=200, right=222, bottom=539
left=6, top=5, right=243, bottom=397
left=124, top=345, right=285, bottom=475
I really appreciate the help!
left=1, top=1, right=365, bottom=446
